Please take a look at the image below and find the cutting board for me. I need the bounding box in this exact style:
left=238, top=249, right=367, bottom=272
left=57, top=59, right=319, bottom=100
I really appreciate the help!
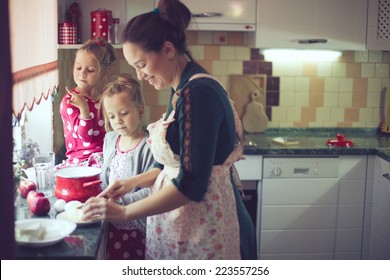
left=228, top=75, right=268, bottom=133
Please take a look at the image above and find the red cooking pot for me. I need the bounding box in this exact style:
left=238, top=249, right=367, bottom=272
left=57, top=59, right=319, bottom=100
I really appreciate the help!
left=54, top=167, right=103, bottom=202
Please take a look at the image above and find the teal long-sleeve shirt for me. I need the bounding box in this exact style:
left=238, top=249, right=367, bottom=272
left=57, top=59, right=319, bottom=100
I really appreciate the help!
left=154, top=61, right=237, bottom=202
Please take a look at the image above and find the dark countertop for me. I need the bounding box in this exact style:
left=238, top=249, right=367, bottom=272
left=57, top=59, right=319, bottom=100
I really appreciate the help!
left=15, top=196, right=104, bottom=260
left=243, top=128, right=390, bottom=161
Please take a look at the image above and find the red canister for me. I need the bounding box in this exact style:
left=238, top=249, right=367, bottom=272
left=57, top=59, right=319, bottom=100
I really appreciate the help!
left=90, top=8, right=112, bottom=42
left=58, top=21, right=77, bottom=44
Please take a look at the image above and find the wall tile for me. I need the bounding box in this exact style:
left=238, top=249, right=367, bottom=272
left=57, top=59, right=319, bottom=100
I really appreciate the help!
left=376, top=64, right=389, bottom=78
left=303, top=63, right=317, bottom=76
left=301, top=107, right=316, bottom=122
left=361, top=63, right=376, bottom=78
left=332, top=63, right=347, bottom=77
left=354, top=51, right=369, bottom=63
left=310, top=77, right=324, bottom=93
left=339, top=51, right=355, bottom=63
left=197, top=31, right=213, bottom=45
left=324, top=77, right=339, bottom=92
left=294, top=91, right=309, bottom=106
left=212, top=32, right=228, bottom=45
left=339, top=78, right=353, bottom=93
left=352, top=93, right=368, bottom=107
left=189, top=45, right=204, bottom=60
left=227, top=61, right=243, bottom=74
left=227, top=32, right=245, bottom=45
left=353, top=77, right=368, bottom=93
left=212, top=60, right=228, bottom=75
left=345, top=108, right=360, bottom=122
left=368, top=78, right=383, bottom=93
left=309, top=91, right=324, bottom=107
left=204, top=46, right=220, bottom=60
left=295, top=77, right=310, bottom=92
left=323, top=92, right=338, bottom=107
left=235, top=47, right=250, bottom=60
left=346, top=63, right=361, bottom=78
left=317, top=62, right=332, bottom=77
left=187, top=31, right=198, bottom=45
left=316, top=107, right=331, bottom=122
left=339, top=93, right=353, bottom=107
left=368, top=51, right=383, bottom=63
left=220, top=46, right=235, bottom=60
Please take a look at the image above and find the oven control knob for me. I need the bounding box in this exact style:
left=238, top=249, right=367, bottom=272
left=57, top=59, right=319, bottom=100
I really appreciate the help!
left=272, top=167, right=282, bottom=177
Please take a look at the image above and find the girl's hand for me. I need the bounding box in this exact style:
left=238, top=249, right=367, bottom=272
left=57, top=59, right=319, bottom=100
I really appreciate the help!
left=82, top=197, right=127, bottom=223
left=97, top=178, right=135, bottom=200
left=66, top=87, right=90, bottom=119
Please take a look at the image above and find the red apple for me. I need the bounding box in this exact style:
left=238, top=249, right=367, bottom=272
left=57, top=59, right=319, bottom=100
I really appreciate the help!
left=29, top=196, right=51, bottom=216
left=26, top=191, right=45, bottom=206
left=19, top=179, right=37, bottom=198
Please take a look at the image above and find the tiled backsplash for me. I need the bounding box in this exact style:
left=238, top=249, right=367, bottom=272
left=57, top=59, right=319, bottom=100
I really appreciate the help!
left=57, top=31, right=390, bottom=129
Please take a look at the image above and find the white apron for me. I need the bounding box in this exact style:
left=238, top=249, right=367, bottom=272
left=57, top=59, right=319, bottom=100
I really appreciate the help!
left=145, top=74, right=244, bottom=259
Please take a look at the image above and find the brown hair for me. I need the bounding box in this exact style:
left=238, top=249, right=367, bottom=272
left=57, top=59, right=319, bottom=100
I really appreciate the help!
left=121, top=0, right=193, bottom=58
left=99, top=73, right=144, bottom=132
left=76, top=38, right=117, bottom=94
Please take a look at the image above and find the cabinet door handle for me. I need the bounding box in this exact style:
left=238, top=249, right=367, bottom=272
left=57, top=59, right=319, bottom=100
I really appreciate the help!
left=383, top=173, right=390, bottom=181
left=193, top=12, right=223, bottom=18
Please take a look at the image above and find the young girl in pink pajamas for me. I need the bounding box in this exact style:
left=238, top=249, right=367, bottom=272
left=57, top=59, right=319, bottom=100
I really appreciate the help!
left=59, top=39, right=116, bottom=168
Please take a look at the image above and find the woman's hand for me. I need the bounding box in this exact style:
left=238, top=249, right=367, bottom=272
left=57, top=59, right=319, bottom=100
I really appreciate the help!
left=97, top=178, right=135, bottom=200
left=82, top=197, right=126, bottom=223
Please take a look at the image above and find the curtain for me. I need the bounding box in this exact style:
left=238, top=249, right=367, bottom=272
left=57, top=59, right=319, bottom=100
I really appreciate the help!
left=9, top=0, right=58, bottom=116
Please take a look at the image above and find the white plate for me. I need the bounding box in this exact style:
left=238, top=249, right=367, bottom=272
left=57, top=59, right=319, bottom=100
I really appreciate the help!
left=56, top=210, right=100, bottom=226
left=15, top=218, right=76, bottom=247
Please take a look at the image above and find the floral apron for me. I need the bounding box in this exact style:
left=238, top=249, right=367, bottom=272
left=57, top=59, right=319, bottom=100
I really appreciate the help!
left=145, top=74, right=244, bottom=259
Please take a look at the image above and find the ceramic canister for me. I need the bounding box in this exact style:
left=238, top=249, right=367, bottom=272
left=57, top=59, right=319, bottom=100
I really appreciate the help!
left=90, top=9, right=112, bottom=42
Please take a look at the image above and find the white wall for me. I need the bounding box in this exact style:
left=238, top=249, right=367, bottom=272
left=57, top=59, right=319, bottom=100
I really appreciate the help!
left=24, top=97, right=54, bottom=153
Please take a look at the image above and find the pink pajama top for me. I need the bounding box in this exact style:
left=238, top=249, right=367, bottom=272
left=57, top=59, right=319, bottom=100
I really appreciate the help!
left=59, top=88, right=106, bottom=165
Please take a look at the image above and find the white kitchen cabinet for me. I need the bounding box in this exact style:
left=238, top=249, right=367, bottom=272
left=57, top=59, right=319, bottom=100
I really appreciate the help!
left=367, top=0, right=390, bottom=50
left=367, top=156, right=390, bottom=259
left=260, top=156, right=367, bottom=260
left=180, top=0, right=256, bottom=31
left=246, top=0, right=368, bottom=50
left=57, top=0, right=155, bottom=49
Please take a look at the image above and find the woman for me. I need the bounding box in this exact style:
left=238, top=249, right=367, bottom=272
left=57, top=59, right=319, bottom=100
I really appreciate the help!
left=83, top=0, right=256, bottom=260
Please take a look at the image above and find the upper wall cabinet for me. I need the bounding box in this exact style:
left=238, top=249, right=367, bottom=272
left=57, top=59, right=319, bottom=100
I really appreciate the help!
left=181, top=0, right=256, bottom=31
left=367, top=0, right=390, bottom=50
left=247, top=0, right=368, bottom=50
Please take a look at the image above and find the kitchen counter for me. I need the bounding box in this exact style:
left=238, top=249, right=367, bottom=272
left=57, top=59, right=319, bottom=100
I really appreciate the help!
left=15, top=196, right=104, bottom=260
left=243, top=127, right=390, bottom=161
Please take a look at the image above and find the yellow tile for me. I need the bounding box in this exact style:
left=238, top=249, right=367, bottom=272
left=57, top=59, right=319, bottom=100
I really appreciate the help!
left=330, top=108, right=344, bottom=122
left=317, top=62, right=332, bottom=77
left=189, top=45, right=205, bottom=60
left=227, top=61, right=243, bottom=75
left=323, top=91, right=338, bottom=107
left=303, top=63, right=317, bottom=76
left=212, top=61, right=228, bottom=75
left=331, top=63, right=346, bottom=77
left=294, top=91, right=309, bottom=106
left=376, top=64, right=389, bottom=78
left=339, top=78, right=353, bottom=93
left=316, top=107, right=330, bottom=122
left=338, top=93, right=353, bottom=107
left=361, top=63, right=375, bottom=77
left=220, top=46, right=235, bottom=60
left=368, top=51, right=382, bottom=63
left=367, top=78, right=382, bottom=93
left=287, top=107, right=301, bottom=121
left=235, top=47, right=250, bottom=60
